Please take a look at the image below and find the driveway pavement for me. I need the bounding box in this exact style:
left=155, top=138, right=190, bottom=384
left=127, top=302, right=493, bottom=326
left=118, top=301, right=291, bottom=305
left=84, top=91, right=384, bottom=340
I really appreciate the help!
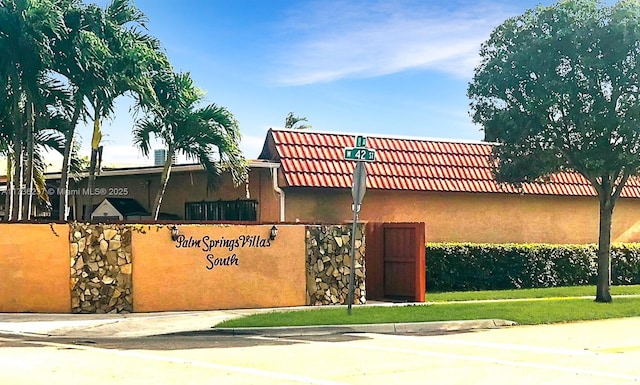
left=3, top=318, right=640, bottom=385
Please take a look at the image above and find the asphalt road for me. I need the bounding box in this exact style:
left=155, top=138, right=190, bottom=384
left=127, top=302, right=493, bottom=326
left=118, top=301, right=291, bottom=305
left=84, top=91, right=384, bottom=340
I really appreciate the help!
left=2, top=317, right=640, bottom=384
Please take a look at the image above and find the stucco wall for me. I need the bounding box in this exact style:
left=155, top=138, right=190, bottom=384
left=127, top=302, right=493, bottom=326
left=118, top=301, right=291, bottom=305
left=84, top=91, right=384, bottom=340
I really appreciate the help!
left=0, top=222, right=369, bottom=313
left=284, top=188, right=640, bottom=244
left=0, top=224, right=70, bottom=312
left=132, top=224, right=306, bottom=311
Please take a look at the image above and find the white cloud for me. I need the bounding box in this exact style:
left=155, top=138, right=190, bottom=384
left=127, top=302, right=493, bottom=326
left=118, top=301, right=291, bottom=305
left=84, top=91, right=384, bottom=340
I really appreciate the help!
left=272, top=0, right=514, bottom=85
left=99, top=145, right=152, bottom=167
left=241, top=133, right=269, bottom=159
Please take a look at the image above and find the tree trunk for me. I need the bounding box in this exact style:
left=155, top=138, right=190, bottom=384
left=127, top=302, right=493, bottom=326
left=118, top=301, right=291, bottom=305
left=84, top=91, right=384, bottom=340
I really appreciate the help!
left=58, top=97, right=82, bottom=220
left=595, top=195, right=614, bottom=303
left=12, top=140, right=23, bottom=221
left=152, top=149, right=173, bottom=220
left=9, top=75, right=22, bottom=221
left=84, top=147, right=98, bottom=221
left=25, top=99, right=35, bottom=220
left=84, top=111, right=102, bottom=221
left=11, top=88, right=23, bottom=221
left=5, top=157, right=13, bottom=221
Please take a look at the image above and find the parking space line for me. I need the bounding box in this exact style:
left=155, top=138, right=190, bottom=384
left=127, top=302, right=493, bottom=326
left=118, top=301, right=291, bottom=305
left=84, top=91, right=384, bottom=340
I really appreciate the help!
left=362, top=333, right=594, bottom=356
left=255, top=335, right=640, bottom=382
left=591, top=346, right=640, bottom=354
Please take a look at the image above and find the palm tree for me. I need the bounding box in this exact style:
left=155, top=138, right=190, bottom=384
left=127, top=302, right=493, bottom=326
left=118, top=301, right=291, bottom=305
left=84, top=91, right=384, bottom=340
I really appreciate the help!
left=284, top=112, right=311, bottom=130
left=0, top=0, right=67, bottom=220
left=52, top=0, right=100, bottom=220
left=0, top=74, right=74, bottom=219
left=81, top=0, right=167, bottom=220
left=0, top=0, right=166, bottom=220
left=24, top=76, right=74, bottom=218
left=134, top=71, right=247, bottom=220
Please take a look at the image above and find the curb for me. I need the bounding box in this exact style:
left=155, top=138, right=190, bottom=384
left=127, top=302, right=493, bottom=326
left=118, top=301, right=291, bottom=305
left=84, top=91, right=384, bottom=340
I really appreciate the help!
left=208, top=319, right=518, bottom=337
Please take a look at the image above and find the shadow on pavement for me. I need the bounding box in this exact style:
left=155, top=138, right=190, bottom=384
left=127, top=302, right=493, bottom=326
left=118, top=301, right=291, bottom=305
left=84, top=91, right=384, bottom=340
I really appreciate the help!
left=2, top=333, right=372, bottom=351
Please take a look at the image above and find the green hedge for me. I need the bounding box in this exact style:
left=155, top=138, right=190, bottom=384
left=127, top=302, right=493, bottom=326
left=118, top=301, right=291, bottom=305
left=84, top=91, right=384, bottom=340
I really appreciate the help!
left=426, top=243, right=640, bottom=292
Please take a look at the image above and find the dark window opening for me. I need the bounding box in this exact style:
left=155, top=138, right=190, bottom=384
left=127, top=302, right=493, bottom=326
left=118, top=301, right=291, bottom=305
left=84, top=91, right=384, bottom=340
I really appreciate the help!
left=185, top=200, right=258, bottom=221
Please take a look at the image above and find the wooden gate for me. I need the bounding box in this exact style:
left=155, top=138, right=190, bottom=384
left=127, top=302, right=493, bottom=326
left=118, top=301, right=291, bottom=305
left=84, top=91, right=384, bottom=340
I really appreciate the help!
left=366, top=222, right=425, bottom=302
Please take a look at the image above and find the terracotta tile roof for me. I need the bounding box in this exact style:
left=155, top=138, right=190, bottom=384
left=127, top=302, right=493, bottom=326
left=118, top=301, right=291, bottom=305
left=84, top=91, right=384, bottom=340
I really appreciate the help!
left=258, top=129, right=640, bottom=198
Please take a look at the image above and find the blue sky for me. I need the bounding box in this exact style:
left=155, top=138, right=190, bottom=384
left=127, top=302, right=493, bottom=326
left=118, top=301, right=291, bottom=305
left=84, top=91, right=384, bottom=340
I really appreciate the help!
left=69, top=0, right=583, bottom=166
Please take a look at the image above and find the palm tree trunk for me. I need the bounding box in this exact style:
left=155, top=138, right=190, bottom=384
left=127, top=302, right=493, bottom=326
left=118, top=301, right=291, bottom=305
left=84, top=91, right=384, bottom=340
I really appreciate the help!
left=84, top=148, right=97, bottom=221
left=84, top=109, right=102, bottom=221
left=5, top=156, right=13, bottom=221
left=58, top=97, right=82, bottom=220
left=10, top=78, right=23, bottom=221
left=25, top=99, right=35, bottom=220
left=595, top=189, right=614, bottom=303
left=12, top=139, right=23, bottom=221
left=152, top=149, right=173, bottom=220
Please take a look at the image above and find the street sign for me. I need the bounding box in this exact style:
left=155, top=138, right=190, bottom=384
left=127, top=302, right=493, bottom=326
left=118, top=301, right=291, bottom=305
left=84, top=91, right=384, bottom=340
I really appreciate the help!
left=352, top=162, right=367, bottom=207
left=355, top=136, right=367, bottom=148
left=343, top=135, right=375, bottom=316
left=344, top=147, right=376, bottom=162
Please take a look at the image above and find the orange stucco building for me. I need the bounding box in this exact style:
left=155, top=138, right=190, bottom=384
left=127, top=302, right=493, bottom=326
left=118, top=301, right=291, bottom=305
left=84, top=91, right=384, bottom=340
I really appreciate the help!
left=37, top=128, right=640, bottom=244
left=43, top=161, right=283, bottom=223
left=5, top=129, right=640, bottom=313
left=259, top=129, right=640, bottom=244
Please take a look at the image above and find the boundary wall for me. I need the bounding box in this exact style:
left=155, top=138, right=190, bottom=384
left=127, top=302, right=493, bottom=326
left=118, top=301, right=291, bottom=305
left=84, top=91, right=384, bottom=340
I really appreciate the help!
left=0, top=223, right=365, bottom=313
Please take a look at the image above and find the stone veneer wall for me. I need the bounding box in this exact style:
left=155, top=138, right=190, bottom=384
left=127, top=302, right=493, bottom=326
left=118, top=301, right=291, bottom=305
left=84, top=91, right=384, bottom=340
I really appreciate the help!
left=70, top=223, right=133, bottom=313
left=305, top=224, right=366, bottom=306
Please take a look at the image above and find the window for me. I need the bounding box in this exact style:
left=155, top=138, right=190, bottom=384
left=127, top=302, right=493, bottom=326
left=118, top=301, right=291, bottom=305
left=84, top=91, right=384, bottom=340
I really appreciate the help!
left=185, top=200, right=258, bottom=221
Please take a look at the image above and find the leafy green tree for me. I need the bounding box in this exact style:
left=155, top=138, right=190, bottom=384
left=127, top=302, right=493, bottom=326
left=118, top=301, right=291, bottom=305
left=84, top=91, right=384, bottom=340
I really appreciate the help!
left=468, top=0, right=640, bottom=302
left=284, top=112, right=311, bottom=130
left=134, top=71, right=247, bottom=220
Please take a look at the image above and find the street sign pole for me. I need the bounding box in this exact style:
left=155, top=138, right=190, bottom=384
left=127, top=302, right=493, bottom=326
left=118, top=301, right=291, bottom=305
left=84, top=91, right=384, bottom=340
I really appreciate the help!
left=344, top=135, right=374, bottom=316
left=347, top=203, right=359, bottom=315
left=347, top=162, right=366, bottom=315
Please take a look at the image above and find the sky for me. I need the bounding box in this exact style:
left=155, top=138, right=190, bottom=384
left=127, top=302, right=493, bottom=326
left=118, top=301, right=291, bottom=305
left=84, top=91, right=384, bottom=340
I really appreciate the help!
left=56, top=0, right=590, bottom=168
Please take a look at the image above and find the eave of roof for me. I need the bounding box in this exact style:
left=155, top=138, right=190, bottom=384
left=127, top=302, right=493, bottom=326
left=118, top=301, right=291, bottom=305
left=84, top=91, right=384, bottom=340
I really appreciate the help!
left=43, top=160, right=280, bottom=180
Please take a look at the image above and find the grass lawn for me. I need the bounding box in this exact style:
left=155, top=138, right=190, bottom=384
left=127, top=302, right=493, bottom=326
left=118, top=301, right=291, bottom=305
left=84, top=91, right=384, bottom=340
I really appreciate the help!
left=218, top=285, right=640, bottom=329
left=425, top=284, right=640, bottom=302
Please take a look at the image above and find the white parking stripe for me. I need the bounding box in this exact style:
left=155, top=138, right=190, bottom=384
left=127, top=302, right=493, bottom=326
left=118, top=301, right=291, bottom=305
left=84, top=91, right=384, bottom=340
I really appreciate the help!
left=361, top=332, right=594, bottom=356
left=0, top=337, right=349, bottom=385
left=255, top=335, right=640, bottom=382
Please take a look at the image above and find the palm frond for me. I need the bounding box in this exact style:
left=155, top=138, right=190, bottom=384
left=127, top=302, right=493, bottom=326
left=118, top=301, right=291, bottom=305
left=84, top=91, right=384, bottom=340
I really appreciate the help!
left=35, top=129, right=66, bottom=156
left=65, top=142, right=85, bottom=181
left=106, top=0, right=148, bottom=28
left=132, top=117, right=159, bottom=157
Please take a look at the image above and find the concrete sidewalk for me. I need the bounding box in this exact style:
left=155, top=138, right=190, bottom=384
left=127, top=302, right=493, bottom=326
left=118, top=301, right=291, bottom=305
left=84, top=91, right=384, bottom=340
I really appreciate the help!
left=0, top=303, right=516, bottom=339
